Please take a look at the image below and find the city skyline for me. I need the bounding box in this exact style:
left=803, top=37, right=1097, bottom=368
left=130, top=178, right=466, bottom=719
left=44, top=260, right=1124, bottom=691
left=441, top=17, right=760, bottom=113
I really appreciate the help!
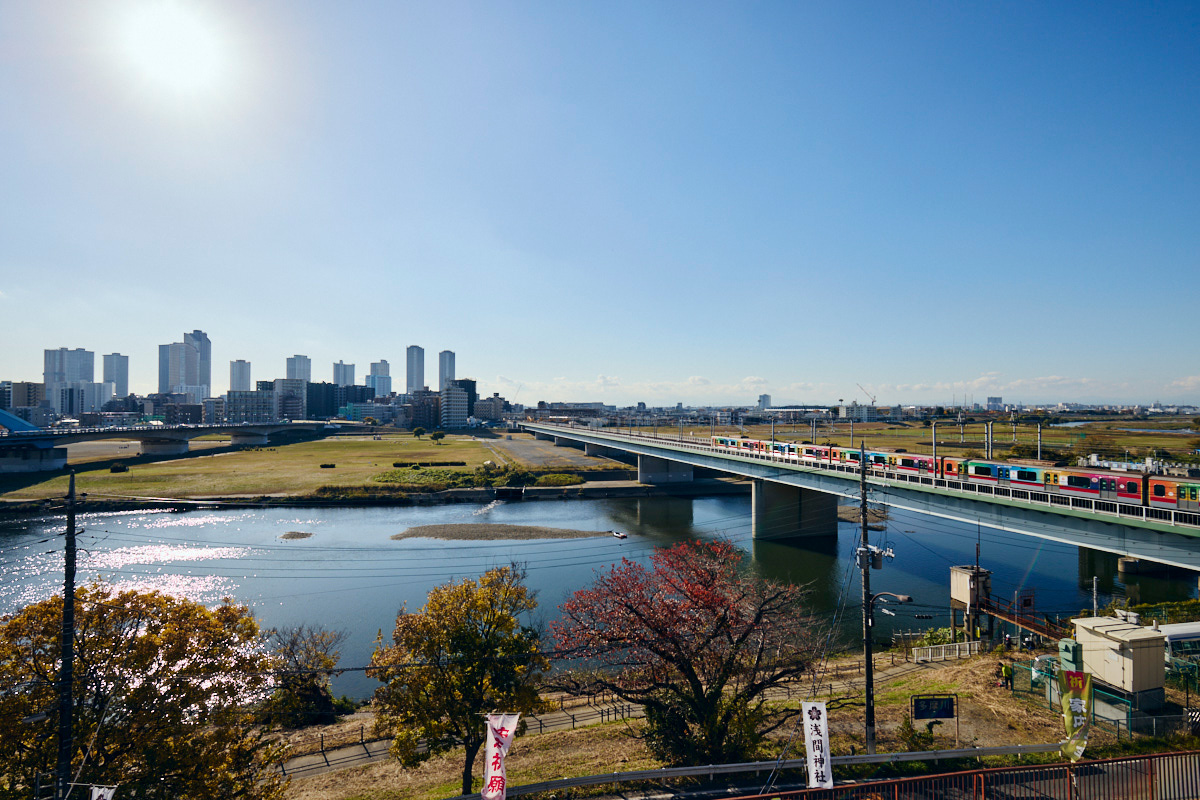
left=1, top=3, right=1198, bottom=407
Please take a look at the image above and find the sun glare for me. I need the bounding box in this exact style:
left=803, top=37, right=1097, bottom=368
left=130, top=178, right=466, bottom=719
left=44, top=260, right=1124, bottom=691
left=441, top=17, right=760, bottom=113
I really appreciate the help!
left=114, top=1, right=233, bottom=102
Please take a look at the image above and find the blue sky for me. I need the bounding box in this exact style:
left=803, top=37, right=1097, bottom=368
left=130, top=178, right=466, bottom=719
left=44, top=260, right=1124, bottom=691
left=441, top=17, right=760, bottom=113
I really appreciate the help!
left=2, top=1, right=1197, bottom=407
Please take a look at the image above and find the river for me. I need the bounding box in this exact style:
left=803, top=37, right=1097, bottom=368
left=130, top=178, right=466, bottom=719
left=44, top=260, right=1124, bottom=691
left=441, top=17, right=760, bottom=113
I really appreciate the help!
left=1, top=496, right=1195, bottom=698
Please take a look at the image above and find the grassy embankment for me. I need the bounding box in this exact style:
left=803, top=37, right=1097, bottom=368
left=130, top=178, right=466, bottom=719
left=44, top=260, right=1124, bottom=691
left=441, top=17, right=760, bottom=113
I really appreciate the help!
left=0, top=433, right=498, bottom=502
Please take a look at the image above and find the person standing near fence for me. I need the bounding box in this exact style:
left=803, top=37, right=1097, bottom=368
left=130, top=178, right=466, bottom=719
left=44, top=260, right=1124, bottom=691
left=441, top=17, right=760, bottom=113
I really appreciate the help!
left=1002, top=661, right=1014, bottom=690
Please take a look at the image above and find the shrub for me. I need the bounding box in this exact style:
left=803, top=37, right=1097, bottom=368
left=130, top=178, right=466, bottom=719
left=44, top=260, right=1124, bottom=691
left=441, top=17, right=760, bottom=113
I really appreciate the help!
left=535, top=473, right=584, bottom=487
left=320, top=463, right=336, bottom=469
left=109, top=462, right=129, bottom=473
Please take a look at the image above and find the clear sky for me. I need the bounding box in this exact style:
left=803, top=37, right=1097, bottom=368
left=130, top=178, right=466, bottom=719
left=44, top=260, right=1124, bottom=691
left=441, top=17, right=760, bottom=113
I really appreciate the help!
left=2, top=1, right=1197, bottom=407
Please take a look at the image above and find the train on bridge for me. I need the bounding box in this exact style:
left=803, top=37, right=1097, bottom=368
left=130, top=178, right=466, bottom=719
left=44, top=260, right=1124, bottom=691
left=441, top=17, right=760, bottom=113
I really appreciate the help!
left=711, top=436, right=1200, bottom=514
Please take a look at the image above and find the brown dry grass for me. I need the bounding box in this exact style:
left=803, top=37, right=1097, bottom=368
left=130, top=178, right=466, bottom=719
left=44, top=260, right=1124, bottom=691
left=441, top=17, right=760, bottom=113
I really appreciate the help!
left=284, top=652, right=1079, bottom=800
left=286, top=719, right=660, bottom=800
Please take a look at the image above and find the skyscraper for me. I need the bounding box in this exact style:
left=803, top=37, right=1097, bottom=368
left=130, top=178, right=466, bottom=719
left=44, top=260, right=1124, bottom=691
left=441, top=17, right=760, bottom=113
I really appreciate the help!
left=158, top=330, right=210, bottom=400
left=366, top=360, right=392, bottom=396
left=406, top=345, right=424, bottom=394
left=44, top=348, right=93, bottom=385
left=44, top=348, right=94, bottom=413
left=333, top=361, right=355, bottom=387
left=287, top=355, right=312, bottom=382
left=184, top=330, right=211, bottom=393
left=102, top=353, right=129, bottom=398
left=230, top=360, right=252, bottom=392
left=439, top=350, right=455, bottom=391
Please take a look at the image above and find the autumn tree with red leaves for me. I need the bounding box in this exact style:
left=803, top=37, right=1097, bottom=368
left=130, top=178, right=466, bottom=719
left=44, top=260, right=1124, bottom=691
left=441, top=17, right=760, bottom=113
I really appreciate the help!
left=552, top=539, right=820, bottom=766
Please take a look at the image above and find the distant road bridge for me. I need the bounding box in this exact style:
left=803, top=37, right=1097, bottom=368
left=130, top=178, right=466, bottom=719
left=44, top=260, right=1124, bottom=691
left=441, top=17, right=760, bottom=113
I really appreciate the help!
left=523, top=422, right=1200, bottom=573
left=0, top=413, right=331, bottom=473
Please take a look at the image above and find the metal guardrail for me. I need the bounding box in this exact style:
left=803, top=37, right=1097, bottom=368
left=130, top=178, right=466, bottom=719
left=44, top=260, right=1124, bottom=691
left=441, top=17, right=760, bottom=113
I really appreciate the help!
left=451, top=742, right=1064, bottom=799
left=526, top=423, right=1200, bottom=531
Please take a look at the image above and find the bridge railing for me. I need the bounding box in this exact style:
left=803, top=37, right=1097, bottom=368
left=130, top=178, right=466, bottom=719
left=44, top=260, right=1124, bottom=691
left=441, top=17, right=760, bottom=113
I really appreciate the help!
left=529, top=423, right=1200, bottom=531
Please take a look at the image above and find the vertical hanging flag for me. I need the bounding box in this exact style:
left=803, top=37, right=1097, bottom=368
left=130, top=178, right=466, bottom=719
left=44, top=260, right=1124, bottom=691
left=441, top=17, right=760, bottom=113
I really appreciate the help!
left=482, top=713, right=521, bottom=800
left=1058, top=670, right=1093, bottom=762
left=802, top=701, right=833, bottom=789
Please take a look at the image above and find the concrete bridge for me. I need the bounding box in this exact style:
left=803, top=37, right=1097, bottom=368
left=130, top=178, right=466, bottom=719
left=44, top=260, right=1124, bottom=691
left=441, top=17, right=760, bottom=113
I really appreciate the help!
left=0, top=413, right=331, bottom=473
left=524, top=422, right=1200, bottom=572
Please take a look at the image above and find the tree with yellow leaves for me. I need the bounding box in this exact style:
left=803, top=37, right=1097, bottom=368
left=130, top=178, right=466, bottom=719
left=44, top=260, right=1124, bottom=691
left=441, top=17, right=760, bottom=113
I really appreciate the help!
left=369, top=566, right=549, bottom=796
left=0, top=584, right=285, bottom=800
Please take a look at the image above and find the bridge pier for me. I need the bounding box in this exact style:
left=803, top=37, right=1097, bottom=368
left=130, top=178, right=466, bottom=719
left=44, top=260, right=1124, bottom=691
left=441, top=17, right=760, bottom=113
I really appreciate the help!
left=0, top=447, right=67, bottom=473
left=752, top=480, right=838, bottom=540
left=553, top=436, right=583, bottom=448
left=534, top=432, right=555, bottom=442
left=231, top=432, right=270, bottom=446
left=140, top=440, right=190, bottom=456
left=637, top=455, right=694, bottom=484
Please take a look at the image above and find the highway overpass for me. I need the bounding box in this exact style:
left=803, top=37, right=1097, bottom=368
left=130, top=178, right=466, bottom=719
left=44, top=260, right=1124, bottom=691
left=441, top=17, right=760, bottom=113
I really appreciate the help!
left=0, top=418, right=331, bottom=472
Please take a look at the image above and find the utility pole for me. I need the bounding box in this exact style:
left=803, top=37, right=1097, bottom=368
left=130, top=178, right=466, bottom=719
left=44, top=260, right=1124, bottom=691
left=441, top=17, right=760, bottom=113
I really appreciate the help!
left=1037, top=422, right=1043, bottom=461
left=859, top=442, right=875, bottom=754
left=931, top=420, right=938, bottom=479
left=1093, top=576, right=1098, bottom=617
left=56, top=472, right=77, bottom=800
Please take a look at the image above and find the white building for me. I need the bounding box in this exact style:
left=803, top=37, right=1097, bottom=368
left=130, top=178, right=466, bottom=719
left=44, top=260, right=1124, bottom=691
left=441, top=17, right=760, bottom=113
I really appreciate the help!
left=102, top=353, right=129, bottom=398
left=439, top=350, right=455, bottom=391
left=230, top=360, right=252, bottom=392
left=440, top=384, right=468, bottom=429
left=407, top=345, right=424, bottom=394
left=367, top=360, right=392, bottom=396
left=333, top=360, right=355, bottom=387
left=44, top=348, right=94, bottom=413
left=286, top=354, right=312, bottom=382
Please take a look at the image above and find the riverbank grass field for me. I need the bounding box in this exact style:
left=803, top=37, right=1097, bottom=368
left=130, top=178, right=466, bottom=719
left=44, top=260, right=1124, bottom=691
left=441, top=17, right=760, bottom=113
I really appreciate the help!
left=0, top=433, right=494, bottom=501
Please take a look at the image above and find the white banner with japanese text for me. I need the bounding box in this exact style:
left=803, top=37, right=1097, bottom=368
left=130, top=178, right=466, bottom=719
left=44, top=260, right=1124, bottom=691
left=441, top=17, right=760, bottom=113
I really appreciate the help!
left=802, top=701, right=833, bottom=789
left=482, top=713, right=520, bottom=800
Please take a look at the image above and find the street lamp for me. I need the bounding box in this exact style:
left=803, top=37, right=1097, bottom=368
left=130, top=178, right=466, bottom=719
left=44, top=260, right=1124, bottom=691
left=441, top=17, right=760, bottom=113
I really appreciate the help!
left=862, top=589, right=912, bottom=754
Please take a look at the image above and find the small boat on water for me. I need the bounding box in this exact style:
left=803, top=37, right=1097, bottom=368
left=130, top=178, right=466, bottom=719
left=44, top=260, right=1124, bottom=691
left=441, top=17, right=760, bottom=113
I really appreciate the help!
left=610, top=530, right=628, bottom=539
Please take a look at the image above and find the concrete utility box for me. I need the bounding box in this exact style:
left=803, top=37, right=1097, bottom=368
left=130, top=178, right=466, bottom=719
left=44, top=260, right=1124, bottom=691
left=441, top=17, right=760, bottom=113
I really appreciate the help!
left=1071, top=617, right=1165, bottom=709
left=950, top=566, right=991, bottom=607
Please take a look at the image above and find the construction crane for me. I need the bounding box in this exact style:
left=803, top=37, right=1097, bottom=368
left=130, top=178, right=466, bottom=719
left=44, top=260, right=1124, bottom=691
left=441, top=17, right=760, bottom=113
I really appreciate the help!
left=856, top=383, right=877, bottom=405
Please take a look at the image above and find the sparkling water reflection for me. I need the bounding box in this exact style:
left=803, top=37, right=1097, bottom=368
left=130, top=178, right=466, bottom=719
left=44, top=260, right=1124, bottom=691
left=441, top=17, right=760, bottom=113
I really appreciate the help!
left=1, top=496, right=1194, bottom=698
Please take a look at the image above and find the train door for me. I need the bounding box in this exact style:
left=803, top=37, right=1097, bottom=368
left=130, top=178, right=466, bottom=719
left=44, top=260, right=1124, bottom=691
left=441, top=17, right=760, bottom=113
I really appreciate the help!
left=1099, top=478, right=1117, bottom=501
left=997, top=466, right=1010, bottom=487
left=1183, top=484, right=1200, bottom=512
left=1045, top=472, right=1058, bottom=493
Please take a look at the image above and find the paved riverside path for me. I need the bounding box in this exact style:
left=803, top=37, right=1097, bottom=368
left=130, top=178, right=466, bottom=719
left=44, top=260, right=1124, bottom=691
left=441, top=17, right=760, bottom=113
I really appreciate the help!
left=280, top=656, right=930, bottom=780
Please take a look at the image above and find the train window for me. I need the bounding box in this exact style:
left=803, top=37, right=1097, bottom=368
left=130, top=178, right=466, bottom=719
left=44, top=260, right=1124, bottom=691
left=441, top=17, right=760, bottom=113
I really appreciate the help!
left=1067, top=476, right=1091, bottom=489
left=1017, top=470, right=1037, bottom=482
left=972, top=466, right=992, bottom=477
left=1154, top=485, right=1166, bottom=497
left=901, top=458, right=915, bottom=468
left=1125, top=482, right=1139, bottom=494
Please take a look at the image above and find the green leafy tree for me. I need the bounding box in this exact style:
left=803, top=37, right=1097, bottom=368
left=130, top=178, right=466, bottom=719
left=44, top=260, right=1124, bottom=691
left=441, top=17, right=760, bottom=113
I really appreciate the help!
left=552, top=540, right=819, bottom=766
left=412, top=427, right=426, bottom=439
left=0, top=584, right=285, bottom=800
left=369, top=566, right=549, bottom=796
left=259, top=624, right=348, bottom=728
left=429, top=431, right=446, bottom=445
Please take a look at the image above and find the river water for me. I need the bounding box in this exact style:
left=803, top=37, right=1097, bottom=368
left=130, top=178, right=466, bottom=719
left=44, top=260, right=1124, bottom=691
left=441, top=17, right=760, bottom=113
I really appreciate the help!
left=1, top=496, right=1195, bottom=698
